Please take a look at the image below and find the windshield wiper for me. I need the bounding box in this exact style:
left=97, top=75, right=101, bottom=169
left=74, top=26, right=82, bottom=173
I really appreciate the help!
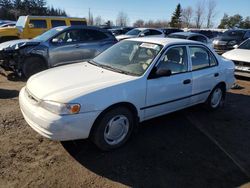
left=87, top=60, right=138, bottom=76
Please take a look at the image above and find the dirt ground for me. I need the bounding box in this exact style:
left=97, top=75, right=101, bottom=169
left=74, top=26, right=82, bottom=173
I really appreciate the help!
left=0, top=70, right=250, bottom=188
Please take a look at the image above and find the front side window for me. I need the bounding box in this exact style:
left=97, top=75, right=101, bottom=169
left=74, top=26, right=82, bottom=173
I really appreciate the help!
left=92, top=40, right=163, bottom=76
left=190, top=46, right=217, bottom=70
left=53, top=29, right=82, bottom=43
left=29, top=19, right=47, bottom=28
left=157, top=46, right=188, bottom=74
left=150, top=29, right=162, bottom=35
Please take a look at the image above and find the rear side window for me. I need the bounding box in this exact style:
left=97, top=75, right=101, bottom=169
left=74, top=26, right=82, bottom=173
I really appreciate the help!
left=150, top=29, right=162, bottom=35
left=84, top=29, right=108, bottom=41
left=70, top=20, right=87, bottom=26
left=29, top=19, right=47, bottom=28
left=190, top=46, right=217, bottom=70
left=51, top=20, right=66, bottom=28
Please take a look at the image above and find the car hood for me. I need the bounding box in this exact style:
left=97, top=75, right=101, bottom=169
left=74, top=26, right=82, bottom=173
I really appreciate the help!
left=26, top=62, right=137, bottom=102
left=0, top=39, right=41, bottom=51
left=222, top=49, right=250, bottom=63
left=116, top=35, right=135, bottom=41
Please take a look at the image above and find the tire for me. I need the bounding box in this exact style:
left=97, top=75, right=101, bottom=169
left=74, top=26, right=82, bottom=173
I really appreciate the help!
left=91, top=107, right=135, bottom=151
left=22, top=57, right=47, bottom=78
left=205, top=85, right=225, bottom=110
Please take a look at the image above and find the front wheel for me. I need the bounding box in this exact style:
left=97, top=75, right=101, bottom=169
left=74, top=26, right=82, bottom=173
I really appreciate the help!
left=22, top=57, right=47, bottom=78
left=91, top=107, right=135, bottom=151
left=205, top=85, right=225, bottom=110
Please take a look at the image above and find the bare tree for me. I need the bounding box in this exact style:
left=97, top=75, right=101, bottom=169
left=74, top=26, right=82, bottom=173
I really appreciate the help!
left=116, top=11, right=129, bottom=27
left=206, top=0, right=217, bottom=28
left=94, top=16, right=103, bottom=26
left=133, top=19, right=144, bottom=27
left=182, top=6, right=193, bottom=28
left=194, top=1, right=205, bottom=28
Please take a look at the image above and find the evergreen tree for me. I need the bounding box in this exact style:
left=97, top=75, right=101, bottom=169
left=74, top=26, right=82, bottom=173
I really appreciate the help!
left=170, top=3, right=182, bottom=28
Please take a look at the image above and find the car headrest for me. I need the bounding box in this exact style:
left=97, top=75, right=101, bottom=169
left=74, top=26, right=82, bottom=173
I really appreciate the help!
left=167, top=49, right=180, bottom=62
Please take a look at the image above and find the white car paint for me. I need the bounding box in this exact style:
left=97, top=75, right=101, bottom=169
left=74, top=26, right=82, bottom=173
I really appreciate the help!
left=116, top=28, right=164, bottom=41
left=19, top=37, right=235, bottom=141
left=222, top=39, right=250, bottom=77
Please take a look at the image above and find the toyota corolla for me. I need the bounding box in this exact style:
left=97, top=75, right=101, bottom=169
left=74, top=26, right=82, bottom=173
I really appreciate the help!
left=19, top=38, right=235, bottom=151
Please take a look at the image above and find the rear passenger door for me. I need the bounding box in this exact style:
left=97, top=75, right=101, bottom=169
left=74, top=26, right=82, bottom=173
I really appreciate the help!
left=189, top=45, right=220, bottom=104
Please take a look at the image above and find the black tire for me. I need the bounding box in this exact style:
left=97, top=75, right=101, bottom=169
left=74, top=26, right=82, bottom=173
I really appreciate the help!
left=22, top=57, right=47, bottom=78
left=91, top=107, right=135, bottom=151
left=205, top=85, right=225, bottom=110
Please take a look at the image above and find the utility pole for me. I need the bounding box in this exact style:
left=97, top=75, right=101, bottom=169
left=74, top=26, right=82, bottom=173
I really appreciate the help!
left=88, top=8, right=91, bottom=25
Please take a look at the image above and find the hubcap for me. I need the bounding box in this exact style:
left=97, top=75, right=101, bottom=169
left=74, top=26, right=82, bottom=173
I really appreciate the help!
left=211, top=88, right=223, bottom=108
left=104, top=115, right=129, bottom=145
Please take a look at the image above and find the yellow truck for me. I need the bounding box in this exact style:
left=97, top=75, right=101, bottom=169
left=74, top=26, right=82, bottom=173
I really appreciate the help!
left=0, top=16, right=87, bottom=43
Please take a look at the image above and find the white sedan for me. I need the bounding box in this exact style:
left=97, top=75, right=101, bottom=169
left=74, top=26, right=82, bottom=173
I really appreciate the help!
left=19, top=38, right=235, bottom=151
left=222, top=38, right=250, bottom=78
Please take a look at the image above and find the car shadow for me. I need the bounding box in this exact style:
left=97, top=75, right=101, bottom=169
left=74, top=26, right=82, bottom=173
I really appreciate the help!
left=0, top=88, right=19, bottom=99
left=62, top=110, right=248, bottom=188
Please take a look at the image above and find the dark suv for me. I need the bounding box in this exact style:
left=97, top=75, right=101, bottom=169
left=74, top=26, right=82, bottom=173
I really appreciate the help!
left=0, top=26, right=117, bottom=77
left=213, top=29, right=250, bottom=54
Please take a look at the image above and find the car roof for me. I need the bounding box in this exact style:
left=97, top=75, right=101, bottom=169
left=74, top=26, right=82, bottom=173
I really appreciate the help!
left=126, top=37, right=202, bottom=46
left=170, top=32, right=206, bottom=37
left=56, top=25, right=111, bottom=32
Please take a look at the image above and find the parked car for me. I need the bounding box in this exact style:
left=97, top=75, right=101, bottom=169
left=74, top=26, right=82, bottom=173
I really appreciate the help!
left=161, top=28, right=183, bottom=36
left=168, top=32, right=210, bottom=45
left=19, top=37, right=235, bottom=151
left=0, top=16, right=87, bottom=43
left=108, top=27, right=134, bottom=36
left=222, top=38, right=250, bottom=78
left=0, top=26, right=117, bottom=78
left=0, top=21, right=16, bottom=28
left=213, top=29, right=250, bottom=54
left=116, top=28, right=164, bottom=41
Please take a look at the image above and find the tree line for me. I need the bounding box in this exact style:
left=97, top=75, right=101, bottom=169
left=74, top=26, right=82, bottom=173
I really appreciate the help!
left=0, top=0, right=67, bottom=21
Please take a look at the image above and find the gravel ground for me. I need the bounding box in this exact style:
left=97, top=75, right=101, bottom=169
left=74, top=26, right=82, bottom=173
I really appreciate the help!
left=0, top=70, right=250, bottom=188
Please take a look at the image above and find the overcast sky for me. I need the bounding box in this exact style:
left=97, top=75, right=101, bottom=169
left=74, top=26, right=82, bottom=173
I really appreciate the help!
left=47, top=0, right=250, bottom=26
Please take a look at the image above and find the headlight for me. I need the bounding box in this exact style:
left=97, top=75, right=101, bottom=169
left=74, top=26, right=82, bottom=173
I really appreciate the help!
left=228, top=40, right=237, bottom=46
left=40, top=100, right=81, bottom=115
left=212, top=40, right=218, bottom=45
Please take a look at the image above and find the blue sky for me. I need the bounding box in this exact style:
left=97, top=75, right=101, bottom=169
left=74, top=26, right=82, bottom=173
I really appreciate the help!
left=47, top=0, right=250, bottom=27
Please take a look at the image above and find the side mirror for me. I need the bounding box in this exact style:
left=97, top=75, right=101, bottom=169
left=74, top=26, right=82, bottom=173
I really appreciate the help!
left=155, top=69, right=172, bottom=78
left=139, top=33, right=145, bottom=37
left=28, top=23, right=34, bottom=28
left=52, top=38, right=59, bottom=43
left=233, top=44, right=238, bottom=49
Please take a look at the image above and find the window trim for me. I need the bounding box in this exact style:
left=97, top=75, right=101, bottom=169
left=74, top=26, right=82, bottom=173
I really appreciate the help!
left=188, top=45, right=218, bottom=72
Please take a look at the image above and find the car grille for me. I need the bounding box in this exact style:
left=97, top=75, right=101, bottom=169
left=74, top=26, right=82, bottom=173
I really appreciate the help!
left=233, top=61, right=250, bottom=73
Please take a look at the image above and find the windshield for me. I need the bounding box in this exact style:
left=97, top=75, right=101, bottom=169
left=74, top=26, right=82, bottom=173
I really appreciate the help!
left=125, top=29, right=142, bottom=36
left=16, top=16, right=26, bottom=28
left=92, top=40, right=163, bottom=76
left=238, top=39, right=250, bottom=50
left=33, top=27, right=64, bottom=41
left=168, top=34, right=187, bottom=39
left=222, top=30, right=245, bottom=39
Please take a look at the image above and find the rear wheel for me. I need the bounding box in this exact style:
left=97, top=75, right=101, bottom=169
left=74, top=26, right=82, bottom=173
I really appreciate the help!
left=91, top=107, right=135, bottom=151
left=22, top=57, right=47, bottom=78
left=205, top=85, right=225, bottom=110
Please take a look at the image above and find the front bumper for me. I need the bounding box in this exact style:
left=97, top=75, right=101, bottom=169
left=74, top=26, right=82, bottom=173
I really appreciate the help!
left=19, top=87, right=101, bottom=141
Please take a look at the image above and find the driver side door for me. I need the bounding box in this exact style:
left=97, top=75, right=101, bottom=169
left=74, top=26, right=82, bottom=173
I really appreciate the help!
left=144, top=45, right=192, bottom=119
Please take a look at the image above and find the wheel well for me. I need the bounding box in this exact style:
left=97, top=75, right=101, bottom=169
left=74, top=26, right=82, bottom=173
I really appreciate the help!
left=89, top=102, right=139, bottom=137
left=24, top=55, right=48, bottom=68
left=216, top=82, right=226, bottom=92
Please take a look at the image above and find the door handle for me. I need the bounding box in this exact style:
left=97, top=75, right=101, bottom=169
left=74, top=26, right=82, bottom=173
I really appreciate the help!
left=183, top=79, right=191, bottom=85
left=214, top=73, right=219, bottom=77
left=75, top=44, right=80, bottom=48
